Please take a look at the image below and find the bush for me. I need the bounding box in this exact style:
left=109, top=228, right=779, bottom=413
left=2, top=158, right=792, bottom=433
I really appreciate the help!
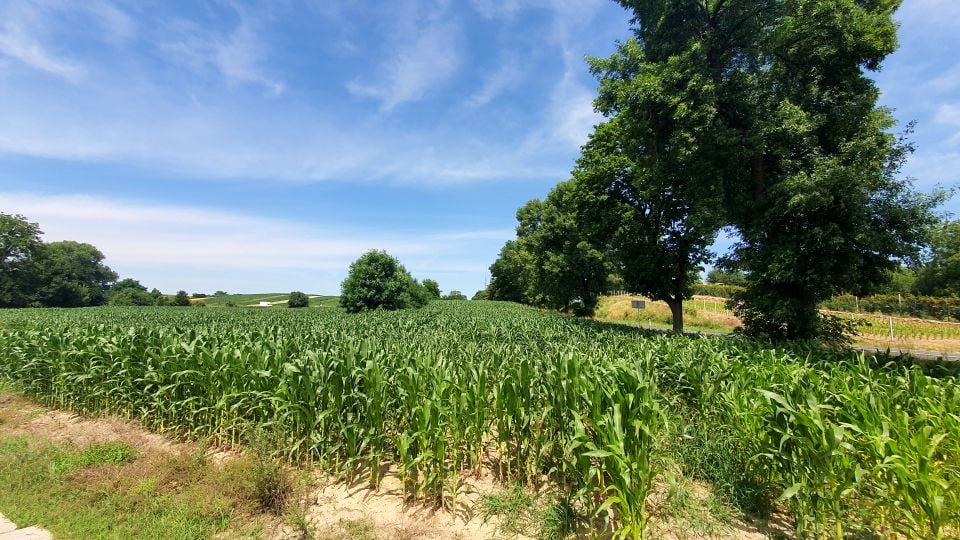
left=108, top=288, right=153, bottom=306
left=288, top=291, right=309, bottom=308
left=422, top=279, right=441, bottom=299
left=691, top=283, right=745, bottom=298
left=173, top=290, right=191, bottom=306
left=443, top=290, right=467, bottom=300
left=339, top=250, right=428, bottom=313
left=821, top=294, right=960, bottom=322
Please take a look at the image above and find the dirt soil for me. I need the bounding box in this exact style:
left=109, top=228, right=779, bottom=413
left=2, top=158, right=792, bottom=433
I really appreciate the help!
left=0, top=392, right=787, bottom=539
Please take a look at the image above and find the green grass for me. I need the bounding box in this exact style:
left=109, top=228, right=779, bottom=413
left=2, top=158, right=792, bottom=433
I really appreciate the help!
left=196, top=293, right=339, bottom=309
left=195, top=293, right=288, bottom=307
left=0, top=435, right=264, bottom=539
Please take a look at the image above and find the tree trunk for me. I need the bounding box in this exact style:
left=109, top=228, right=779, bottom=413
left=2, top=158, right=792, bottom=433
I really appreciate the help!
left=666, top=297, right=684, bottom=333
left=751, top=155, right=766, bottom=202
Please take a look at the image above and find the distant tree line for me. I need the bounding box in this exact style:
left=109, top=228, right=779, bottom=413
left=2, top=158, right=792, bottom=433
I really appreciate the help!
left=483, top=0, right=944, bottom=341
left=0, top=213, right=195, bottom=308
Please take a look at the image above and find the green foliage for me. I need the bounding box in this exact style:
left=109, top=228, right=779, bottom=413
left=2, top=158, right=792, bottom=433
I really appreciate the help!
left=489, top=181, right=610, bottom=316
left=108, top=279, right=153, bottom=306
left=339, top=250, right=426, bottom=313
left=174, top=290, right=191, bottom=306
left=287, top=291, right=309, bottom=309
left=32, top=241, right=118, bottom=308
left=108, top=288, right=153, bottom=306
left=150, top=288, right=172, bottom=306
left=579, top=36, right=726, bottom=331
left=0, top=213, right=44, bottom=308
left=822, top=293, right=960, bottom=322
left=50, top=442, right=138, bottom=477
left=487, top=240, right=527, bottom=303
left=690, top=283, right=744, bottom=299
left=251, top=449, right=291, bottom=516
left=0, top=304, right=957, bottom=538
left=706, top=269, right=747, bottom=287
left=471, top=289, right=489, bottom=301
left=914, top=219, right=960, bottom=296
left=595, top=1, right=940, bottom=340
left=442, top=290, right=467, bottom=301
left=0, top=214, right=120, bottom=309
left=422, top=279, right=441, bottom=299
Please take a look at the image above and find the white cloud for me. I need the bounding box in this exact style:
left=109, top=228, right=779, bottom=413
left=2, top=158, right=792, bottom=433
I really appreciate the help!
left=468, top=59, right=522, bottom=107
left=897, top=0, right=960, bottom=25
left=346, top=1, right=461, bottom=111
left=0, top=0, right=135, bottom=81
left=936, top=104, right=960, bottom=126
left=81, top=0, right=136, bottom=43
left=0, top=2, right=85, bottom=81
left=0, top=28, right=84, bottom=81
left=0, top=191, right=511, bottom=292
left=160, top=13, right=285, bottom=96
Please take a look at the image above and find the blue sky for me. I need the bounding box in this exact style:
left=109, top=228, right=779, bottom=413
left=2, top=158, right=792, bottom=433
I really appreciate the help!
left=1, top=0, right=958, bottom=296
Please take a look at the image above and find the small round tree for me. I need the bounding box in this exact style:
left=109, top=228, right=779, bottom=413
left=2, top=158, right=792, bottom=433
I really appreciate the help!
left=288, top=291, right=309, bottom=308
left=340, top=250, right=427, bottom=313
left=173, top=290, right=191, bottom=306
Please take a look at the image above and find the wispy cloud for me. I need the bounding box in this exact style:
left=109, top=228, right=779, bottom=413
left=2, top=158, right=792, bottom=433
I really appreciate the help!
left=160, top=11, right=284, bottom=96
left=346, top=1, right=461, bottom=111
left=0, top=2, right=85, bottom=81
left=468, top=59, right=523, bottom=107
left=936, top=104, right=960, bottom=126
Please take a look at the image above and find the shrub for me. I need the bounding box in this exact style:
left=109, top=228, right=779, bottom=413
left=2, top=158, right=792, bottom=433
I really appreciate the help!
left=339, top=250, right=427, bottom=313
left=422, top=279, right=441, bottom=299
left=288, top=291, right=309, bottom=308
left=173, top=290, right=191, bottom=306
left=821, top=294, right=960, bottom=322
left=691, top=283, right=745, bottom=298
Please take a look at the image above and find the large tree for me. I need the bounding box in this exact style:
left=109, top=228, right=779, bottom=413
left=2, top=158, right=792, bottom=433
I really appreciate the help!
left=913, top=219, right=960, bottom=297
left=515, top=180, right=611, bottom=316
left=0, top=214, right=44, bottom=307
left=340, top=250, right=428, bottom=313
left=487, top=240, right=529, bottom=304
left=488, top=181, right=610, bottom=316
left=575, top=35, right=727, bottom=331
left=33, top=241, right=117, bottom=307
left=605, top=0, right=938, bottom=339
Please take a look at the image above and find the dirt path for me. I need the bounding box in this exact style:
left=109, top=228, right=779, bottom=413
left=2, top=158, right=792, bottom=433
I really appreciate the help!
left=0, top=393, right=783, bottom=539
left=0, top=513, right=52, bottom=539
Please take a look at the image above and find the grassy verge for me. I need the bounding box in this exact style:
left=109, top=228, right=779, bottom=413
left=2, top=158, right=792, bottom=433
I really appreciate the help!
left=0, top=387, right=304, bottom=539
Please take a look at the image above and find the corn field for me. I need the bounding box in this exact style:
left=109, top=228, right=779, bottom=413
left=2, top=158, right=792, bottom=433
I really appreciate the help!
left=0, top=302, right=958, bottom=538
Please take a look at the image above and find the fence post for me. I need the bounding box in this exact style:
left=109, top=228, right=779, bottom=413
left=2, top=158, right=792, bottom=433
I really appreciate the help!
left=889, top=316, right=894, bottom=340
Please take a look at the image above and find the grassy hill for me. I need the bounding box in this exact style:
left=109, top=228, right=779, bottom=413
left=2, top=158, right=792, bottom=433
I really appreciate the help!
left=197, top=293, right=339, bottom=308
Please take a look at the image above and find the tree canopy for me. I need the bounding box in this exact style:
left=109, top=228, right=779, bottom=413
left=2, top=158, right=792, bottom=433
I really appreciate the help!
left=487, top=0, right=940, bottom=339
left=422, top=279, right=441, bottom=299
left=488, top=180, right=610, bottom=316
left=590, top=0, right=937, bottom=338
left=0, top=214, right=44, bottom=308
left=914, top=219, right=960, bottom=297
left=288, top=291, right=310, bottom=308
left=340, top=250, right=428, bottom=313
left=32, top=241, right=118, bottom=308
